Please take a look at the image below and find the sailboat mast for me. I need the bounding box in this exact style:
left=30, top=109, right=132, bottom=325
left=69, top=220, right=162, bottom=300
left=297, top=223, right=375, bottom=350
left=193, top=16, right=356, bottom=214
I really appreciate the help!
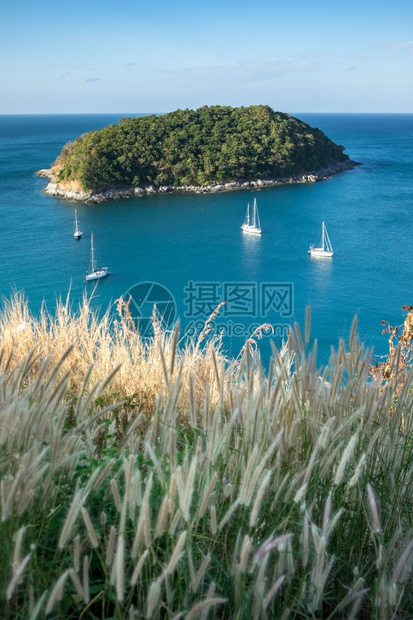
left=90, top=233, right=95, bottom=271
left=325, top=225, right=332, bottom=253
left=321, top=222, right=325, bottom=250
left=252, top=199, right=256, bottom=228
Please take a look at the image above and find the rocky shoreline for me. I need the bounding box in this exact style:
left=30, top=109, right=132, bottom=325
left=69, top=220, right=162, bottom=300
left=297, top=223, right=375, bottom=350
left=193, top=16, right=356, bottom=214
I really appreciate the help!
left=37, top=159, right=359, bottom=204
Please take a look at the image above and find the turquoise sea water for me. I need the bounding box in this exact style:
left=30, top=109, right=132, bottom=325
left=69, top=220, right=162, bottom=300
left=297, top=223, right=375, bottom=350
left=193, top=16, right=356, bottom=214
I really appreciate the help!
left=1, top=113, right=413, bottom=366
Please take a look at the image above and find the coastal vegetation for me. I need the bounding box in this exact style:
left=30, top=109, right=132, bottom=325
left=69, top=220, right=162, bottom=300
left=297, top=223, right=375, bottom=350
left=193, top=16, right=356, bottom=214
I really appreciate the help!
left=1, top=294, right=413, bottom=618
left=51, top=105, right=354, bottom=193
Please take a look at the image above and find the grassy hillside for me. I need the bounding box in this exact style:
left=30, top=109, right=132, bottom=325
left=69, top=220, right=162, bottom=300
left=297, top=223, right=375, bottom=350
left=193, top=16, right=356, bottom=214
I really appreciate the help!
left=1, top=294, right=413, bottom=618
left=52, top=105, right=354, bottom=192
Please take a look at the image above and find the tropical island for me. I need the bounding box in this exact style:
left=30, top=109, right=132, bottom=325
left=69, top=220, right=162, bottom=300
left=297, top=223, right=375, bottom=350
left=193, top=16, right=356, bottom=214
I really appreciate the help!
left=39, top=105, right=359, bottom=203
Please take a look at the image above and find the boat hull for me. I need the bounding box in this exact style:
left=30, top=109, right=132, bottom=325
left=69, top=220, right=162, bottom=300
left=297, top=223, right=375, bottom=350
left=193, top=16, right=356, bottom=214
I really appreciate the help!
left=309, top=247, right=333, bottom=258
left=85, top=269, right=109, bottom=281
left=241, top=224, right=261, bottom=235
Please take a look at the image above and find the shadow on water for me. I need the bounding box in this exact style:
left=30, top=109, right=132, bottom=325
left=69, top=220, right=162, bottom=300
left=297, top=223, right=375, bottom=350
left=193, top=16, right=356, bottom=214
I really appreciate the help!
left=308, top=255, right=334, bottom=293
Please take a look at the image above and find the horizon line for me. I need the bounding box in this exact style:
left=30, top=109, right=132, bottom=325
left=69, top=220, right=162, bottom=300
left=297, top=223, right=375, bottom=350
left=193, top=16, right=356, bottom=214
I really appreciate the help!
left=1, top=110, right=413, bottom=116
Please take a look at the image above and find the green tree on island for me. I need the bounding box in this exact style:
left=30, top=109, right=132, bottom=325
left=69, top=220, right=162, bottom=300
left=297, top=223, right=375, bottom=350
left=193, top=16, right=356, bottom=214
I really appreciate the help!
left=52, top=105, right=354, bottom=193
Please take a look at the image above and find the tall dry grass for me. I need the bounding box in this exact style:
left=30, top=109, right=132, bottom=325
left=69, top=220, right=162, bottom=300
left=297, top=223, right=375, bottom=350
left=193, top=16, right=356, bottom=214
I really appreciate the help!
left=1, top=294, right=413, bottom=618
left=0, top=291, right=234, bottom=426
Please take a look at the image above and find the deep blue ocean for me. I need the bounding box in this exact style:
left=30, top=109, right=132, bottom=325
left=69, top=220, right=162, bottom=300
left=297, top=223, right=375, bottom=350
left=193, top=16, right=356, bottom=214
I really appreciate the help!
left=1, top=112, right=413, bottom=366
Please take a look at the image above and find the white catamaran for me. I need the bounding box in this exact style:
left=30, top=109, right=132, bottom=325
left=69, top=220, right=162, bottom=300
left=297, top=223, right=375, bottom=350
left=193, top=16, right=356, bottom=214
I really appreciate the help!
left=74, top=209, right=83, bottom=239
left=241, top=198, right=261, bottom=235
left=85, top=233, right=109, bottom=281
left=309, top=222, right=333, bottom=258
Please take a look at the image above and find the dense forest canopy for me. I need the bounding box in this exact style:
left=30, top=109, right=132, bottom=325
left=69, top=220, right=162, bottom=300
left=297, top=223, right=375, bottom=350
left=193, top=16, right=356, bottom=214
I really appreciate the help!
left=54, top=105, right=352, bottom=193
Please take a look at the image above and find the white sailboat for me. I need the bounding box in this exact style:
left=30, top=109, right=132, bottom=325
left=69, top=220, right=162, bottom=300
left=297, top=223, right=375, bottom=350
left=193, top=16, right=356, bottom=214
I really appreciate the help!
left=309, top=222, right=333, bottom=258
left=241, top=198, right=261, bottom=235
left=74, top=209, right=83, bottom=239
left=85, top=233, right=109, bottom=281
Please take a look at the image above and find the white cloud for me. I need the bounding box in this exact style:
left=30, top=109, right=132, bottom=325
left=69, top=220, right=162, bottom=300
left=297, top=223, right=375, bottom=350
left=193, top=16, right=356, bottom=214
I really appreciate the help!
left=385, top=41, right=413, bottom=54
left=162, top=57, right=314, bottom=85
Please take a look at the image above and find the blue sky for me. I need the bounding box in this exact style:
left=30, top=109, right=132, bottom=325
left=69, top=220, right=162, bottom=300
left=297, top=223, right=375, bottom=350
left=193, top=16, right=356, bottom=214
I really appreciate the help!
left=1, top=0, right=412, bottom=113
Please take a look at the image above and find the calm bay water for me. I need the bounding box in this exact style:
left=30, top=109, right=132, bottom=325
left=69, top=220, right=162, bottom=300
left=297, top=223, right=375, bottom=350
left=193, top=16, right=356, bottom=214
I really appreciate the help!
left=1, top=112, right=413, bottom=366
